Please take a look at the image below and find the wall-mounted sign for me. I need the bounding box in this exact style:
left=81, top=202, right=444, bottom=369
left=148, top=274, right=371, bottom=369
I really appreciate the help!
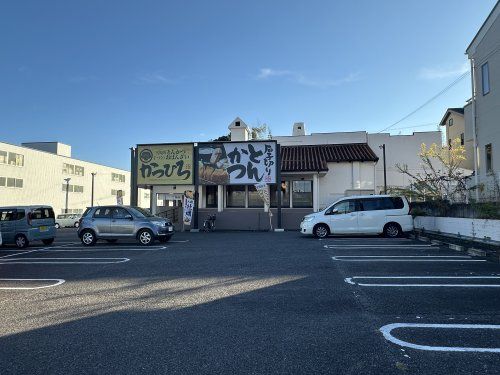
left=197, top=141, right=277, bottom=185
left=137, top=144, right=194, bottom=186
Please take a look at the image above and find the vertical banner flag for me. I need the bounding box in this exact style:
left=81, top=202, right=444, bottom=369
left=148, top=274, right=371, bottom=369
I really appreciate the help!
left=183, top=195, right=195, bottom=225
left=255, top=183, right=273, bottom=231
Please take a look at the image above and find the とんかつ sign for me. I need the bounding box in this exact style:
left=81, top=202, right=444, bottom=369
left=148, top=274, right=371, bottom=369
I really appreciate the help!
left=197, top=141, right=277, bottom=185
left=137, top=144, right=194, bottom=185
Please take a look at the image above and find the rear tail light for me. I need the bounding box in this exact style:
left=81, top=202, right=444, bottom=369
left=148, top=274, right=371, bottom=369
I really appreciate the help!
left=78, top=218, right=83, bottom=227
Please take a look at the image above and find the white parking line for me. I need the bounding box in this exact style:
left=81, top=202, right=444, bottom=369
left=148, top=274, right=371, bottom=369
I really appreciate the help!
left=331, top=255, right=485, bottom=262
left=380, top=323, right=500, bottom=353
left=0, top=278, right=65, bottom=290
left=0, top=257, right=130, bottom=264
left=324, top=244, right=434, bottom=249
left=345, top=276, right=500, bottom=287
left=39, top=246, right=167, bottom=252
left=0, top=243, right=79, bottom=259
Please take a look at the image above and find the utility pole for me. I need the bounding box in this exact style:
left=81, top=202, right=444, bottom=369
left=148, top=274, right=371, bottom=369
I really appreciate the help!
left=91, top=172, right=97, bottom=207
left=379, top=144, right=387, bottom=194
left=64, top=178, right=71, bottom=213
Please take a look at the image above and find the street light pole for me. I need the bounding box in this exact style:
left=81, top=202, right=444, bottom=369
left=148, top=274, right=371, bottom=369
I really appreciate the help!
left=379, top=144, right=387, bottom=194
left=91, top=172, right=97, bottom=207
left=64, top=178, right=71, bottom=213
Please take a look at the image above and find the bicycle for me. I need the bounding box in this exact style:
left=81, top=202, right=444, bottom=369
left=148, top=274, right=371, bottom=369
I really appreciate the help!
left=203, top=214, right=216, bottom=232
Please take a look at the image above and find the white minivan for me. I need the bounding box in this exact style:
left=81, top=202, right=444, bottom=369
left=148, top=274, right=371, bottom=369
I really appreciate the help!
left=300, top=195, right=413, bottom=238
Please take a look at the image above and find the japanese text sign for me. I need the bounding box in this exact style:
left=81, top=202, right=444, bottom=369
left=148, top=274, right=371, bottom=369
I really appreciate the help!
left=198, top=141, right=277, bottom=185
left=137, top=144, right=194, bottom=185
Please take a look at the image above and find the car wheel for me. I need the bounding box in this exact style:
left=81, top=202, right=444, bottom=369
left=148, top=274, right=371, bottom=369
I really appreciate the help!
left=42, top=238, right=55, bottom=245
left=74, top=222, right=80, bottom=228
left=384, top=223, right=401, bottom=238
left=106, top=239, right=118, bottom=243
left=138, top=229, right=154, bottom=246
left=313, top=224, right=329, bottom=239
left=81, top=230, right=97, bottom=246
left=15, top=234, right=29, bottom=249
left=159, top=236, right=171, bottom=243
left=55, top=223, right=60, bottom=229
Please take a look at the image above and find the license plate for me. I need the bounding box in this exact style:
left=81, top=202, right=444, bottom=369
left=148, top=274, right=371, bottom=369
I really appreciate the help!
left=168, top=226, right=174, bottom=232
left=39, top=226, right=48, bottom=232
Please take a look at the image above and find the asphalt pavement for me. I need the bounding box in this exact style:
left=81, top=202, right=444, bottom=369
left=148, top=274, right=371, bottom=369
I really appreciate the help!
left=0, top=229, right=499, bottom=374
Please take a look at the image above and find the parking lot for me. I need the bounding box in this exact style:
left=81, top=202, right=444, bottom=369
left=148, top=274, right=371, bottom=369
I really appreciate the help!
left=0, top=230, right=499, bottom=374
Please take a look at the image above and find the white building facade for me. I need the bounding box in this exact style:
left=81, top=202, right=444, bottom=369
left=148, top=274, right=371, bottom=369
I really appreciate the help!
left=0, top=141, right=150, bottom=214
left=466, top=1, right=500, bottom=200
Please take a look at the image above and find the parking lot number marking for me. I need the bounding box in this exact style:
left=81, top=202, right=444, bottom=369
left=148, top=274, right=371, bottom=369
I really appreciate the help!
left=380, top=323, right=500, bottom=353
left=345, top=276, right=500, bottom=287
left=0, top=278, right=65, bottom=290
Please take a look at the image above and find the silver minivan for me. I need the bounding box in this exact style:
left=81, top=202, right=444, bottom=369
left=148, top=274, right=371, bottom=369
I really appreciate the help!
left=77, top=206, right=174, bottom=246
left=0, top=206, right=57, bottom=248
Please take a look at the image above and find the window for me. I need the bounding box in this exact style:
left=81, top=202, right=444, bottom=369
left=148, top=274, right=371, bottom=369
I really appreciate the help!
left=0, top=177, right=5, bottom=186
left=0, top=210, right=15, bottom=221
left=486, top=144, right=493, bottom=173
left=112, top=207, right=131, bottom=219
left=111, top=189, right=125, bottom=196
left=61, top=209, right=84, bottom=214
left=93, top=207, right=112, bottom=218
left=63, top=163, right=85, bottom=176
left=62, top=184, right=83, bottom=193
left=8, top=152, right=24, bottom=166
left=460, top=133, right=464, bottom=146
left=206, top=185, right=218, bottom=208
left=7, top=178, right=15, bottom=188
left=15, top=179, right=23, bottom=188
left=112, top=173, right=126, bottom=183
left=0, top=150, right=7, bottom=164
left=32, top=207, right=55, bottom=219
left=448, top=118, right=453, bottom=126
left=359, top=197, right=402, bottom=211
left=292, top=180, right=313, bottom=208
left=226, top=185, right=245, bottom=208
left=270, top=181, right=291, bottom=208
left=329, top=200, right=357, bottom=215
left=248, top=185, right=264, bottom=208
left=482, top=62, right=490, bottom=95
left=0, top=177, right=22, bottom=188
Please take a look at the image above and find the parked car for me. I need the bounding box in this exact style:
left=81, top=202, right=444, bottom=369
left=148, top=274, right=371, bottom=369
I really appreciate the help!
left=77, top=206, right=174, bottom=246
left=55, top=213, right=82, bottom=229
left=300, top=195, right=413, bottom=238
left=0, top=206, right=57, bottom=248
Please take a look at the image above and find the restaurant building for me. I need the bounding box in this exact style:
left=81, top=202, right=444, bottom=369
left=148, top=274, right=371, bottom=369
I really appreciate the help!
left=134, top=118, right=441, bottom=230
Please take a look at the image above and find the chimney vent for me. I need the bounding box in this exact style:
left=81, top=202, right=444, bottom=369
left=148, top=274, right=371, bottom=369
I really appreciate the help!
left=292, top=122, right=306, bottom=136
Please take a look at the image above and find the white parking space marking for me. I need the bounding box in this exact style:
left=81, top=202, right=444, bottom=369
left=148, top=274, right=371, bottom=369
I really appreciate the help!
left=331, top=255, right=485, bottom=262
left=345, top=276, right=500, bottom=287
left=324, top=244, right=434, bottom=249
left=0, top=257, right=130, bottom=264
left=0, top=243, right=79, bottom=259
left=39, top=246, right=167, bottom=252
left=380, top=323, right=500, bottom=353
left=0, top=278, right=65, bottom=290
left=168, top=240, right=190, bottom=243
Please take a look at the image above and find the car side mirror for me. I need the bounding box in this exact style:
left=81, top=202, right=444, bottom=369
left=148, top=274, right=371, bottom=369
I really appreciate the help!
left=326, top=208, right=338, bottom=215
left=125, top=215, right=133, bottom=220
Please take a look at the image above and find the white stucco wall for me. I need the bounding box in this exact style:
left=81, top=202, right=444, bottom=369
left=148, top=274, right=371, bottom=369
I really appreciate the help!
left=414, top=216, right=500, bottom=242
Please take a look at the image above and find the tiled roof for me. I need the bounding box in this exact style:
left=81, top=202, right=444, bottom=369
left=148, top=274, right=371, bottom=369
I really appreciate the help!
left=280, top=143, right=378, bottom=172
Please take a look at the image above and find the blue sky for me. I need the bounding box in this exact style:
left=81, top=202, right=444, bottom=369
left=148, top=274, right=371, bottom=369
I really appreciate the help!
left=0, top=0, right=497, bottom=170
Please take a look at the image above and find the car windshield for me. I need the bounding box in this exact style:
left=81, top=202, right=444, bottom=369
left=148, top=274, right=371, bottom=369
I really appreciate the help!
left=129, top=207, right=154, bottom=218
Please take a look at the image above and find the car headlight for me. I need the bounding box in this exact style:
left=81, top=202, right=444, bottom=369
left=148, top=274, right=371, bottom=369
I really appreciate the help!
left=302, top=216, right=314, bottom=222
left=151, top=221, right=165, bottom=227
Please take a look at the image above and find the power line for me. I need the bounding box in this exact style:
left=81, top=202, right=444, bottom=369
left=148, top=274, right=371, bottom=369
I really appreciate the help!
left=377, top=71, right=470, bottom=133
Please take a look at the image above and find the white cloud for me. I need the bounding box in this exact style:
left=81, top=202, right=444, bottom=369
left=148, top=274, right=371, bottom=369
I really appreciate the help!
left=256, top=68, right=361, bottom=88
left=136, top=72, right=177, bottom=85
left=418, top=62, right=469, bottom=80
